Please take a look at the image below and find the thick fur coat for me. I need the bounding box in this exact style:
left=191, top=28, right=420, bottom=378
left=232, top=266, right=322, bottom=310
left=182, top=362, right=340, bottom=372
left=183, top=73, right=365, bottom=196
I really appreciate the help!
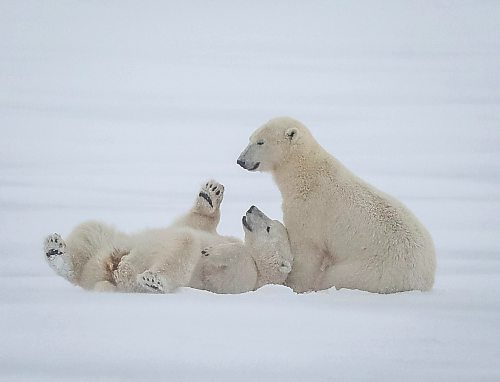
left=238, top=117, right=436, bottom=293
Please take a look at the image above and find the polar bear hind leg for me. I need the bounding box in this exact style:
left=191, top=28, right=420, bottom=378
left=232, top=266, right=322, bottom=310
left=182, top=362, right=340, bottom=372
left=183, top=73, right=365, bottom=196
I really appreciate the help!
left=77, top=248, right=126, bottom=291
left=93, top=280, right=117, bottom=292
left=132, top=230, right=201, bottom=293
left=44, top=233, right=75, bottom=283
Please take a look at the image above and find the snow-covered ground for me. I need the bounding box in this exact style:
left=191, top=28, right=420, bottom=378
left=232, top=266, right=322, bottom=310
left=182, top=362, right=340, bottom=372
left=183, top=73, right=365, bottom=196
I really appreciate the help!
left=1, top=1, right=499, bottom=381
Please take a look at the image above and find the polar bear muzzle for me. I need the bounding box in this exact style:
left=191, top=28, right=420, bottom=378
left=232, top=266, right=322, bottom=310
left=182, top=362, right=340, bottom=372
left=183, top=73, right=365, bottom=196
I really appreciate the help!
left=242, top=205, right=272, bottom=234
left=237, top=144, right=262, bottom=171
left=237, top=159, right=260, bottom=171
left=242, top=215, right=253, bottom=232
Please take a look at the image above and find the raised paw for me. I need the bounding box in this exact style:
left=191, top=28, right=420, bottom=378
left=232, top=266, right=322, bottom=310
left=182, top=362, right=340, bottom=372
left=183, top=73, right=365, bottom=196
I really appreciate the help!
left=137, top=270, right=174, bottom=294
left=44, top=233, right=66, bottom=259
left=43, top=233, right=74, bottom=282
left=196, top=180, right=225, bottom=214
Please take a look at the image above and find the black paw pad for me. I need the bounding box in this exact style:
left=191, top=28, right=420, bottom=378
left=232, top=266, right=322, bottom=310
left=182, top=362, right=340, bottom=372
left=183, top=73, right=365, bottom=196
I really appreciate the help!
left=46, top=249, right=61, bottom=258
left=199, top=192, right=213, bottom=207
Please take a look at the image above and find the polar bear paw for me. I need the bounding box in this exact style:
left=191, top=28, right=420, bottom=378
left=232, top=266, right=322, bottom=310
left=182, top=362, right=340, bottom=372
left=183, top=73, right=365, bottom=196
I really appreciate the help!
left=201, top=246, right=227, bottom=268
left=195, top=180, right=224, bottom=215
left=44, top=233, right=75, bottom=282
left=137, top=271, right=174, bottom=294
left=44, top=233, right=65, bottom=258
left=279, top=260, right=292, bottom=274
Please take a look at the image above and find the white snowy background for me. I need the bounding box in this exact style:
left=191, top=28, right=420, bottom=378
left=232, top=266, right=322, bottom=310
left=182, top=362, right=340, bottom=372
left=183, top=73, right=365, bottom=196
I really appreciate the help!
left=1, top=1, right=499, bottom=381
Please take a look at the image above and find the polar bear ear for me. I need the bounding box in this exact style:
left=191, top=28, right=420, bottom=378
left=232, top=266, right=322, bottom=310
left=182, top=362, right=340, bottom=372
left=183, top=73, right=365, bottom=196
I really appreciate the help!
left=285, top=127, right=298, bottom=142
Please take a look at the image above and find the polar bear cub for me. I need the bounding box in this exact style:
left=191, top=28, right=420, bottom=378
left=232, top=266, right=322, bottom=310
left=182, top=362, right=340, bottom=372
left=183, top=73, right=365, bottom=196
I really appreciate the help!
left=238, top=117, right=436, bottom=294
left=44, top=181, right=292, bottom=294
left=199, top=205, right=292, bottom=293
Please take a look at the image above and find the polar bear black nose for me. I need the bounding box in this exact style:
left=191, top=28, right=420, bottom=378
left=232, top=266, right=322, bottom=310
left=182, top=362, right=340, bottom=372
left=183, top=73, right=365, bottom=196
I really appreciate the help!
left=237, top=159, right=246, bottom=168
left=248, top=205, right=256, bottom=214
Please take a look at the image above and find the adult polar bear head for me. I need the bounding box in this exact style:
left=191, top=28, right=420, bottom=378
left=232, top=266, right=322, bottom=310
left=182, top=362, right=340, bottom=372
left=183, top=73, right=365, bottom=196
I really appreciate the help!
left=199, top=206, right=293, bottom=294
left=237, top=117, right=318, bottom=173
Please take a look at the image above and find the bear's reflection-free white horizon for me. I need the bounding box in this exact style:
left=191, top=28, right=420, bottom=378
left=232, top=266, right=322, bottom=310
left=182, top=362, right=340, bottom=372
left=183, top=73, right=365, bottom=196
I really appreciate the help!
left=238, top=117, right=436, bottom=293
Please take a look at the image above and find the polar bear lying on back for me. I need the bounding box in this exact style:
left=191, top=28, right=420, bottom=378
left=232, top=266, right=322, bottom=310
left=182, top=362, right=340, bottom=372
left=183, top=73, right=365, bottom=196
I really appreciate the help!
left=238, top=117, right=436, bottom=294
left=44, top=181, right=293, bottom=294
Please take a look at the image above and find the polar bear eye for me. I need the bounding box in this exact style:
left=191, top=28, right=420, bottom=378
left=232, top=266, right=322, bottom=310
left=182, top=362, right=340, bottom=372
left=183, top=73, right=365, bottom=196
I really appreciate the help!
left=266, top=226, right=271, bottom=233
left=257, top=140, right=265, bottom=146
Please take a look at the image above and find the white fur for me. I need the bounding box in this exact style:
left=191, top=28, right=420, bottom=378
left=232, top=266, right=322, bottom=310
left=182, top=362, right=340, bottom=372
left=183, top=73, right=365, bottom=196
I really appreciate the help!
left=238, top=117, right=436, bottom=293
left=44, top=181, right=293, bottom=294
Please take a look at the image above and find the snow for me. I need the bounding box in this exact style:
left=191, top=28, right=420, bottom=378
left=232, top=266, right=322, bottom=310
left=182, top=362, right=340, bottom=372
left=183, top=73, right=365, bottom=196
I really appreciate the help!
left=1, top=0, right=499, bottom=380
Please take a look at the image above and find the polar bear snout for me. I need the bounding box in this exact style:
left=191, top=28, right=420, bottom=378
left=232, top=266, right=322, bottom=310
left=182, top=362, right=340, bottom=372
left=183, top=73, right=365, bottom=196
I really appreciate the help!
left=243, top=206, right=271, bottom=234
left=242, top=205, right=262, bottom=232
left=237, top=158, right=260, bottom=171
left=237, top=146, right=261, bottom=171
left=246, top=205, right=265, bottom=220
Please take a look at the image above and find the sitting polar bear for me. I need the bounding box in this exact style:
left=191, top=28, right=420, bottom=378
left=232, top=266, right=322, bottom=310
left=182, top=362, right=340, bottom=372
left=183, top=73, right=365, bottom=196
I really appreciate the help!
left=237, top=117, right=436, bottom=294
left=44, top=181, right=293, bottom=294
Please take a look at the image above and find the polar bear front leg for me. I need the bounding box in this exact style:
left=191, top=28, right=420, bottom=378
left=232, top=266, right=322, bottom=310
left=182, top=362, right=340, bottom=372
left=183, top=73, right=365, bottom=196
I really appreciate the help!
left=44, top=233, right=75, bottom=283
left=194, top=180, right=224, bottom=216
left=284, top=240, right=324, bottom=293
left=200, top=244, right=241, bottom=268
left=199, top=243, right=258, bottom=294
left=173, top=180, right=225, bottom=232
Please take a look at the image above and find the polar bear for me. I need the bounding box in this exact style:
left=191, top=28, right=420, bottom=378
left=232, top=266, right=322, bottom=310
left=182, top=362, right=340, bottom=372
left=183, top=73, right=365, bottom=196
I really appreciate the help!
left=237, top=117, right=436, bottom=294
left=195, top=205, right=292, bottom=294
left=44, top=181, right=292, bottom=294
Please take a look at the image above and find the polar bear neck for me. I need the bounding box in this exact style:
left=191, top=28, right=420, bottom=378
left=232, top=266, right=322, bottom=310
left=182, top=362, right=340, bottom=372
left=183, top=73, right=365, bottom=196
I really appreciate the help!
left=272, top=143, right=345, bottom=200
left=253, top=252, right=288, bottom=287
